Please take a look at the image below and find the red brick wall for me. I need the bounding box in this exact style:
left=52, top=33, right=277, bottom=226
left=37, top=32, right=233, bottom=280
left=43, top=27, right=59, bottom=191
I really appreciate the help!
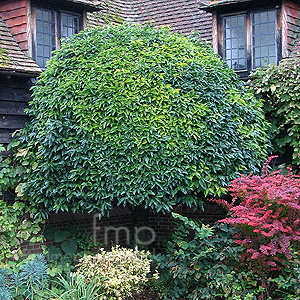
left=22, top=205, right=226, bottom=255
left=22, top=207, right=134, bottom=256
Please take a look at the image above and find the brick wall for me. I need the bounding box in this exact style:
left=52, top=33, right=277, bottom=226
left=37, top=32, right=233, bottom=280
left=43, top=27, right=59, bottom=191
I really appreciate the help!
left=22, top=204, right=226, bottom=255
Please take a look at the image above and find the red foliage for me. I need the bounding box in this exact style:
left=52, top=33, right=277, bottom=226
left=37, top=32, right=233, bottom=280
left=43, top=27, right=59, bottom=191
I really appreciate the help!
left=212, top=156, right=300, bottom=272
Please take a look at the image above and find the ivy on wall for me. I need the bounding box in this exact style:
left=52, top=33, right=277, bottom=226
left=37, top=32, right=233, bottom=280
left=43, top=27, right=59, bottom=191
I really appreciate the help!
left=249, top=57, right=300, bottom=163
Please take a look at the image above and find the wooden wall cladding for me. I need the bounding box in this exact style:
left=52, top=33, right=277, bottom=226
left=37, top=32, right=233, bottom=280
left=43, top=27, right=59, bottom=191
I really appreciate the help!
left=0, top=75, right=33, bottom=145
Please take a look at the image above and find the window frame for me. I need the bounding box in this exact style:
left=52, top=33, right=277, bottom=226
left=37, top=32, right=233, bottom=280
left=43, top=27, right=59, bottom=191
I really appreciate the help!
left=218, top=6, right=281, bottom=78
left=32, top=4, right=83, bottom=68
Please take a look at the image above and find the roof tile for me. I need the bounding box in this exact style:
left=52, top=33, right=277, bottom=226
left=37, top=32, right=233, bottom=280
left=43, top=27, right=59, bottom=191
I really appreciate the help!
left=88, top=0, right=212, bottom=41
left=0, top=15, right=41, bottom=75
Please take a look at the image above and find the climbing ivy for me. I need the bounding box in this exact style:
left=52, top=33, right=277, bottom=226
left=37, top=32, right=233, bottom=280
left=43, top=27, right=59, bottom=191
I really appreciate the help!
left=249, top=57, right=300, bottom=163
left=0, top=144, right=44, bottom=266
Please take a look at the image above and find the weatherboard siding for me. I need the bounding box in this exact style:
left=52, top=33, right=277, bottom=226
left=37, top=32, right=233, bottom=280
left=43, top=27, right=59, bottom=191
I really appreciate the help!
left=0, top=75, right=32, bottom=145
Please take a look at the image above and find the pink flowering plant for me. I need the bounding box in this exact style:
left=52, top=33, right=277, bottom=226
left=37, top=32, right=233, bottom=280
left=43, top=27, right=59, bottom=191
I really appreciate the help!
left=209, top=155, right=300, bottom=299
left=213, top=156, right=300, bottom=273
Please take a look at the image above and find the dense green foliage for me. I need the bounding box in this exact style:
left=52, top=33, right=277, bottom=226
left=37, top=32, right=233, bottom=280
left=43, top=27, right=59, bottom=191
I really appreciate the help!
left=18, top=23, right=269, bottom=216
left=0, top=199, right=42, bottom=265
left=153, top=214, right=260, bottom=300
left=44, top=224, right=96, bottom=277
left=249, top=57, right=300, bottom=163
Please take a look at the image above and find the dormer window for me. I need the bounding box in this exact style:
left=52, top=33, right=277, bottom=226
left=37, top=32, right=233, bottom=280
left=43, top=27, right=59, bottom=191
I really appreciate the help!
left=34, top=7, right=81, bottom=68
left=221, top=9, right=277, bottom=74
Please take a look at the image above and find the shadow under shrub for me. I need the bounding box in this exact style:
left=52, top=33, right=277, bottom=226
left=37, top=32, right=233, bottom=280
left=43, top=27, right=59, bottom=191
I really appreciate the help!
left=14, top=23, right=269, bottom=217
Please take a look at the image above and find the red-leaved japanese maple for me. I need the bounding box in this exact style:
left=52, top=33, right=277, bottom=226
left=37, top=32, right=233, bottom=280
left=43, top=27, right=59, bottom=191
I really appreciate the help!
left=213, top=156, right=300, bottom=272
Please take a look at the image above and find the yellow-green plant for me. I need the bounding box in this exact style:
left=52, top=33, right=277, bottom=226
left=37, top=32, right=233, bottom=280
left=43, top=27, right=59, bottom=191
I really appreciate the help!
left=76, top=246, right=154, bottom=299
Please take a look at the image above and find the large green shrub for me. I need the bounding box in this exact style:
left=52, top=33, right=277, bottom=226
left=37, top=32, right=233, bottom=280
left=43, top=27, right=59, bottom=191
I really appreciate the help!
left=18, top=23, right=269, bottom=216
left=248, top=57, right=300, bottom=163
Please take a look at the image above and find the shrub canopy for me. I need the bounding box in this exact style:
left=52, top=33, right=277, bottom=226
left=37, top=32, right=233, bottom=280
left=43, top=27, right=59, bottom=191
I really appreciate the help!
left=19, top=23, right=269, bottom=216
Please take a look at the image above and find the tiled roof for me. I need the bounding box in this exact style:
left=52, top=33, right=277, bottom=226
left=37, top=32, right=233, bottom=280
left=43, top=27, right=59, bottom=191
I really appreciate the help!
left=137, top=0, right=212, bottom=38
left=88, top=0, right=212, bottom=41
left=66, top=0, right=101, bottom=9
left=0, top=16, right=41, bottom=75
left=87, top=0, right=125, bottom=27
left=197, top=0, right=252, bottom=11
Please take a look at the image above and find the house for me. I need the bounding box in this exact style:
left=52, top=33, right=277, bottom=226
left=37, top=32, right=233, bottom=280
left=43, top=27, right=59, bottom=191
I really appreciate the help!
left=0, top=0, right=100, bottom=146
left=88, top=0, right=300, bottom=80
left=0, top=14, right=40, bottom=146
left=1, top=0, right=300, bottom=146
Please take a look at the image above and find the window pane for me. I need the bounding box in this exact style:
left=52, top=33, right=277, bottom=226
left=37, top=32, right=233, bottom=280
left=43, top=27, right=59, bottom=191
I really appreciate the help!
left=61, top=13, right=80, bottom=39
left=223, top=14, right=247, bottom=70
left=35, top=7, right=56, bottom=68
left=260, top=12, right=268, bottom=23
left=251, top=10, right=276, bottom=69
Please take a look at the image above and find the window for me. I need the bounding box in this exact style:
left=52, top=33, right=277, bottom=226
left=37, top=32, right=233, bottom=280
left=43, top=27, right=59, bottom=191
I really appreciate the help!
left=35, top=7, right=80, bottom=68
left=221, top=9, right=277, bottom=73
left=223, top=14, right=247, bottom=70
left=252, top=11, right=276, bottom=68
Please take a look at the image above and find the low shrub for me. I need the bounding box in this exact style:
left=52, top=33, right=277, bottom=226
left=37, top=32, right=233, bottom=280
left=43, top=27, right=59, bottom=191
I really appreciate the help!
left=155, top=156, right=300, bottom=299
left=152, top=213, right=259, bottom=300
left=0, top=254, right=49, bottom=300
left=76, top=246, right=154, bottom=299
left=48, top=273, right=103, bottom=300
left=214, top=156, right=300, bottom=273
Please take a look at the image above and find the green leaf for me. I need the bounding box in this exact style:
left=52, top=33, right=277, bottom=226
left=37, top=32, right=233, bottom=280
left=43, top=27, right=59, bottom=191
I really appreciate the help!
left=61, top=238, right=78, bottom=255
left=54, top=230, right=69, bottom=243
